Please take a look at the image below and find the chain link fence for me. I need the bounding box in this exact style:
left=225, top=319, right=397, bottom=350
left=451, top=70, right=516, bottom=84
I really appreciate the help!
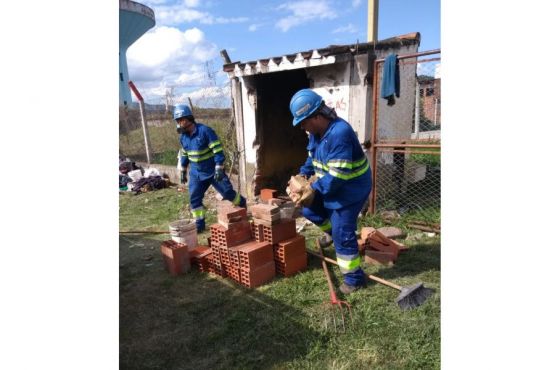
left=371, top=50, right=441, bottom=224
left=119, top=101, right=237, bottom=171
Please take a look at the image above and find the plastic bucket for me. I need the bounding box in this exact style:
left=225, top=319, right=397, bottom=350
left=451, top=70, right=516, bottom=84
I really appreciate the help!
left=169, top=219, right=197, bottom=248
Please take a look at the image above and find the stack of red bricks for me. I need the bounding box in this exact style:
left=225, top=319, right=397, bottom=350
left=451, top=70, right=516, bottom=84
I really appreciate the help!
left=250, top=201, right=307, bottom=277
left=160, top=194, right=307, bottom=285
left=207, top=202, right=276, bottom=287
left=260, top=188, right=298, bottom=220
left=161, top=240, right=217, bottom=275
left=358, top=227, right=408, bottom=266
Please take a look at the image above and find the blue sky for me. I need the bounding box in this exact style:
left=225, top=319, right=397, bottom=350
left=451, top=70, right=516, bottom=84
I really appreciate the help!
left=127, top=0, right=440, bottom=106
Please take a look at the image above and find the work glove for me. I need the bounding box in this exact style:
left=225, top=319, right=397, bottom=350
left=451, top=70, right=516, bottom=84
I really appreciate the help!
left=180, top=170, right=188, bottom=184
left=214, top=165, right=225, bottom=182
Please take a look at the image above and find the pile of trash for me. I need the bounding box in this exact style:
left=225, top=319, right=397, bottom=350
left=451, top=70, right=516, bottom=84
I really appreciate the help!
left=119, top=155, right=169, bottom=194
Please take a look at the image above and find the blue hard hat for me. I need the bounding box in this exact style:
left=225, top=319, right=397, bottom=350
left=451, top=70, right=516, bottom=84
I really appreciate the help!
left=289, top=89, right=323, bottom=126
left=173, top=104, right=192, bottom=120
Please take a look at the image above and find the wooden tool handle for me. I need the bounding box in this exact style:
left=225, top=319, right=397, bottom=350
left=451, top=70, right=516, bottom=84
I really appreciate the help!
left=307, top=249, right=403, bottom=291
left=316, top=240, right=339, bottom=303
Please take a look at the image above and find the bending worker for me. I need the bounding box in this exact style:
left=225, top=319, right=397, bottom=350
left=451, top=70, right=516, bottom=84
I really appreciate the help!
left=289, top=89, right=372, bottom=294
left=174, top=104, right=246, bottom=233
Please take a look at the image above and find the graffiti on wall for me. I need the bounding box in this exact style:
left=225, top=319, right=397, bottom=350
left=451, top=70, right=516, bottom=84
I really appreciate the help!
left=313, top=86, right=349, bottom=121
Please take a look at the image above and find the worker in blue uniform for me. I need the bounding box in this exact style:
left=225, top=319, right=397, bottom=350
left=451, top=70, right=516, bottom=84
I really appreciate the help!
left=174, top=104, right=246, bottom=233
left=289, top=89, right=372, bottom=294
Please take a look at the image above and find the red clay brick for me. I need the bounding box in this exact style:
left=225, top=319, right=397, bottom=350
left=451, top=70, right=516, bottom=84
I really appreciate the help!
left=208, top=259, right=226, bottom=277
left=251, top=221, right=264, bottom=242
left=219, top=245, right=231, bottom=266
left=275, top=252, right=307, bottom=277
left=262, top=219, right=297, bottom=244
left=224, top=265, right=241, bottom=282
left=273, top=235, right=306, bottom=263
left=253, top=217, right=281, bottom=226
left=360, top=227, right=376, bottom=241
left=364, top=249, right=395, bottom=266
left=217, top=206, right=248, bottom=224
left=260, top=188, right=279, bottom=201
left=357, top=239, right=367, bottom=256
left=366, top=231, right=399, bottom=258
left=160, top=240, right=191, bottom=276
left=227, top=245, right=245, bottom=269
left=240, top=261, right=275, bottom=288
left=237, top=241, right=274, bottom=270
left=193, top=251, right=213, bottom=272
left=210, top=222, right=252, bottom=247
left=249, top=203, right=280, bottom=222
left=189, top=245, right=212, bottom=264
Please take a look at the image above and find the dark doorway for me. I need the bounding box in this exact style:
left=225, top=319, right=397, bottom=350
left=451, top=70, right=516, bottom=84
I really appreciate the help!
left=252, top=69, right=310, bottom=196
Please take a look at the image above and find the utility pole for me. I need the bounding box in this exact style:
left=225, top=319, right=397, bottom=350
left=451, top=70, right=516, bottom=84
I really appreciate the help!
left=128, top=81, right=153, bottom=165
left=367, top=0, right=379, bottom=43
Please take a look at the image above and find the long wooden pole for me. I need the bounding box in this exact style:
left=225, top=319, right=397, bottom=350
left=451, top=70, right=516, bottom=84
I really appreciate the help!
left=128, top=81, right=153, bottom=165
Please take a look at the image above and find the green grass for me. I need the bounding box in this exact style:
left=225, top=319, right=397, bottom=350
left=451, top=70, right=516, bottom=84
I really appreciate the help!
left=120, top=189, right=440, bottom=369
left=120, top=109, right=235, bottom=167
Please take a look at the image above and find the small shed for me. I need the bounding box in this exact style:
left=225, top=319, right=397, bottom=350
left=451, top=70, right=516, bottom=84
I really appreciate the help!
left=223, top=32, right=421, bottom=199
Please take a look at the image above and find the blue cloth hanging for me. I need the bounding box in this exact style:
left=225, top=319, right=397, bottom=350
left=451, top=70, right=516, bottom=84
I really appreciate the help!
left=381, top=53, right=400, bottom=106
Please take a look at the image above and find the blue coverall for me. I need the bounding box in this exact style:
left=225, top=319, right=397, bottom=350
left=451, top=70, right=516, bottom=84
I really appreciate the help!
left=179, top=123, right=246, bottom=232
left=299, top=117, right=372, bottom=287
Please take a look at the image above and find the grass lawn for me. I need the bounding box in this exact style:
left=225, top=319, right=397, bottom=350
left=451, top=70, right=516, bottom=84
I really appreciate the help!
left=120, top=187, right=440, bottom=369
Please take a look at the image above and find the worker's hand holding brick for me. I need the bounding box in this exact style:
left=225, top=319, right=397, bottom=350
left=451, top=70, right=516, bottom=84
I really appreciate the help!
left=286, top=175, right=315, bottom=207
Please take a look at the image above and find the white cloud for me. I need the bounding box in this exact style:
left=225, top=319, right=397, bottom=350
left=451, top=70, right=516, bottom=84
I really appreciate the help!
left=157, top=7, right=207, bottom=25
left=352, top=0, right=362, bottom=8
left=151, top=2, right=249, bottom=26
left=141, top=0, right=170, bottom=6
left=183, top=0, right=200, bottom=7
left=275, top=0, right=337, bottom=32
left=201, top=16, right=249, bottom=25
left=332, top=23, right=358, bottom=34
left=126, top=26, right=222, bottom=104
left=176, top=86, right=231, bottom=108
left=248, top=24, right=260, bottom=32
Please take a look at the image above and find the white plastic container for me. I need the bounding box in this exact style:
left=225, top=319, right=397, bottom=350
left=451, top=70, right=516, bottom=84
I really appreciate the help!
left=168, top=219, right=197, bottom=248
left=128, top=169, right=143, bottom=182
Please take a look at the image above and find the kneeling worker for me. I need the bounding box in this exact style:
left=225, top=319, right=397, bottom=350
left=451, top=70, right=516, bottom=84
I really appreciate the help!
left=174, top=104, right=246, bottom=233
left=288, top=89, right=372, bottom=294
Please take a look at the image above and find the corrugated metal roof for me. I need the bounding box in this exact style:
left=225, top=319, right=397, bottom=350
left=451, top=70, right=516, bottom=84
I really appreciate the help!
left=223, top=32, right=420, bottom=77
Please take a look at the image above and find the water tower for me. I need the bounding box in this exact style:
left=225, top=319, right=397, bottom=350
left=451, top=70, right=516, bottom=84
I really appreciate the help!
left=119, top=0, right=155, bottom=107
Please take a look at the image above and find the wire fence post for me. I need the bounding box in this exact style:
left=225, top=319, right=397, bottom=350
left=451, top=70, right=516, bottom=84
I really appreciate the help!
left=128, top=80, right=153, bottom=165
